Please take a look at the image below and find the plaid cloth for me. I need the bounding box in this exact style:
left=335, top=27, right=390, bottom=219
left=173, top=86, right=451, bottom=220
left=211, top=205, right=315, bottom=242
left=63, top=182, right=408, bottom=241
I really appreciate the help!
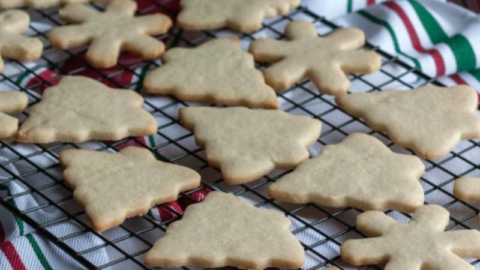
left=1, top=0, right=480, bottom=269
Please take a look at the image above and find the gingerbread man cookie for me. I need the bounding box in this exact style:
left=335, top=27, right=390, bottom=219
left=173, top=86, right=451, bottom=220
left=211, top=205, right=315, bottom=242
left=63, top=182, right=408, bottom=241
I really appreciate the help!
left=249, top=21, right=381, bottom=94
left=49, top=0, right=172, bottom=68
left=0, top=10, right=43, bottom=73
left=342, top=205, right=480, bottom=270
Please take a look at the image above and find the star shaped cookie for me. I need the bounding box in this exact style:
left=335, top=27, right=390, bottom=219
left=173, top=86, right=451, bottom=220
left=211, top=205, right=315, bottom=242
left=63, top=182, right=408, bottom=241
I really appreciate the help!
left=17, top=76, right=157, bottom=143
left=178, top=0, right=300, bottom=33
left=60, top=147, right=201, bottom=232
left=341, top=205, right=480, bottom=270
left=180, top=107, right=321, bottom=184
left=269, top=133, right=425, bottom=212
left=145, top=192, right=305, bottom=269
left=0, top=0, right=109, bottom=9
left=48, top=0, right=172, bottom=68
left=336, top=85, right=480, bottom=159
left=0, top=91, right=28, bottom=139
left=143, top=38, right=278, bottom=109
left=249, top=21, right=381, bottom=94
left=0, top=10, right=43, bottom=73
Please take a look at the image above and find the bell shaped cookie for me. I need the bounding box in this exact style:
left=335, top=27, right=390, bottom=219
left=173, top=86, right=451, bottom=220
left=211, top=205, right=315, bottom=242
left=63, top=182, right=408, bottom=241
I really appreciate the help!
left=144, top=38, right=278, bottom=109
left=336, top=85, right=480, bottom=159
left=180, top=107, right=321, bottom=184
left=0, top=10, right=43, bottom=73
left=178, top=0, right=300, bottom=33
left=60, top=147, right=201, bottom=232
left=0, top=91, right=28, bottom=139
left=269, top=133, right=425, bottom=212
left=17, top=76, right=157, bottom=143
left=341, top=205, right=480, bottom=270
left=145, top=192, right=305, bottom=269
left=49, top=0, right=172, bottom=68
left=249, top=21, right=381, bottom=94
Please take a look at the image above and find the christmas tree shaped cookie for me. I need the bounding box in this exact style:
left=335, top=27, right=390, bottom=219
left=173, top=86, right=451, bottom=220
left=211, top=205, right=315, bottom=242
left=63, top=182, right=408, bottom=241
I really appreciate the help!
left=145, top=192, right=305, bottom=269
left=0, top=91, right=28, bottom=139
left=180, top=107, right=321, bottom=184
left=0, top=10, right=43, bottom=73
left=48, top=0, right=172, bottom=68
left=341, top=205, right=480, bottom=270
left=178, top=0, right=300, bottom=33
left=144, top=38, right=278, bottom=109
left=269, top=133, right=425, bottom=212
left=60, top=147, right=201, bottom=232
left=0, top=0, right=109, bottom=9
left=17, top=76, right=157, bottom=143
left=249, top=21, right=381, bottom=94
left=336, top=85, right=480, bottom=159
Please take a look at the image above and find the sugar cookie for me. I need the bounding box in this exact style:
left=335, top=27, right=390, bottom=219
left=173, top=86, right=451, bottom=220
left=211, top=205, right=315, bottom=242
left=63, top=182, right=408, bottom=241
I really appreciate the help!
left=180, top=107, right=321, bottom=184
left=0, top=0, right=109, bottom=9
left=336, top=85, right=480, bottom=159
left=249, top=21, right=381, bottom=94
left=178, top=0, right=300, bottom=33
left=455, top=177, right=480, bottom=203
left=49, top=0, right=172, bottom=68
left=17, top=76, right=157, bottom=143
left=454, top=176, right=480, bottom=224
left=0, top=10, right=43, bottom=73
left=144, top=38, right=278, bottom=109
left=0, top=91, right=28, bottom=139
left=60, top=147, right=201, bottom=232
left=145, top=192, right=304, bottom=269
left=341, top=205, right=480, bottom=270
left=269, top=133, right=425, bottom=212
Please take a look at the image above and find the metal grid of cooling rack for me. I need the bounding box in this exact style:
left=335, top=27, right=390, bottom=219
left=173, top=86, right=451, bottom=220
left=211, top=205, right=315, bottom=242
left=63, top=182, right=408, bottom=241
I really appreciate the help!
left=1, top=0, right=480, bottom=269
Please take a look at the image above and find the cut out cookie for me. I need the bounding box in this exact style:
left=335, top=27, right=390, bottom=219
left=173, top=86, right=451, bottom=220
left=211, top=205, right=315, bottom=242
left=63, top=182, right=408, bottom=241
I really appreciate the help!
left=0, top=91, right=28, bottom=139
left=0, top=10, right=43, bottom=73
left=60, top=147, right=200, bottom=232
left=249, top=21, right=381, bottom=94
left=269, top=133, right=425, bottom=212
left=454, top=177, right=480, bottom=222
left=143, top=38, right=278, bottom=109
left=336, top=85, right=480, bottom=159
left=48, top=0, right=172, bottom=68
left=145, top=192, right=304, bottom=268
left=0, top=0, right=109, bottom=9
left=17, top=76, right=157, bottom=143
left=178, top=0, right=300, bottom=33
left=341, top=205, right=480, bottom=270
left=180, top=107, right=321, bottom=184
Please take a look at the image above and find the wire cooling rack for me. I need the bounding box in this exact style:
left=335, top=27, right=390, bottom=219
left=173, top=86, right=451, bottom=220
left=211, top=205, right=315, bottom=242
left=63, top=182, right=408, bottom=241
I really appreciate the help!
left=1, top=0, right=480, bottom=269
